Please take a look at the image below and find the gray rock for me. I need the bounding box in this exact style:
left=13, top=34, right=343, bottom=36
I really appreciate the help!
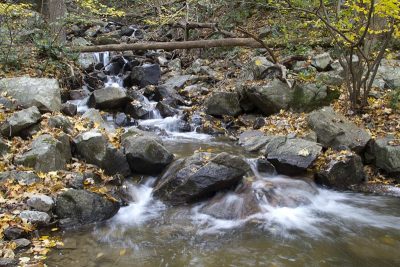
left=122, top=136, right=174, bottom=174
left=291, top=83, right=338, bottom=112
left=3, top=227, right=25, bottom=240
left=265, top=136, right=322, bottom=175
left=375, top=59, right=400, bottom=89
left=253, top=117, right=265, bottom=130
left=74, top=130, right=130, bottom=176
left=366, top=137, right=400, bottom=176
left=0, top=171, right=39, bottom=185
left=82, top=109, right=113, bottom=132
left=238, top=130, right=273, bottom=153
left=167, top=58, right=182, bottom=72
left=0, top=258, right=17, bottom=267
left=27, top=194, right=54, bottom=212
left=240, top=56, right=274, bottom=80
left=181, top=84, right=209, bottom=97
left=0, top=96, right=18, bottom=111
left=311, top=52, right=332, bottom=71
left=114, top=112, right=129, bottom=126
left=0, top=106, right=41, bottom=137
left=131, top=64, right=161, bottom=87
left=153, top=152, right=250, bottom=204
left=19, top=210, right=51, bottom=225
left=156, top=101, right=179, bottom=117
left=0, top=137, right=9, bottom=156
left=316, top=71, right=344, bottom=87
left=316, top=153, right=365, bottom=189
left=88, top=86, right=128, bottom=109
left=14, top=238, right=31, bottom=248
left=55, top=189, right=120, bottom=225
left=154, top=85, right=186, bottom=105
left=14, top=134, right=71, bottom=172
left=0, top=77, right=61, bottom=112
left=78, top=53, right=98, bottom=71
left=48, top=115, right=73, bottom=133
left=163, top=75, right=195, bottom=90
left=256, top=158, right=276, bottom=175
left=71, top=37, right=91, bottom=46
left=244, top=79, right=293, bottom=115
left=308, top=107, right=371, bottom=153
left=124, top=91, right=153, bottom=119
left=205, top=92, right=242, bottom=117
left=85, top=25, right=101, bottom=37
left=61, top=103, right=77, bottom=116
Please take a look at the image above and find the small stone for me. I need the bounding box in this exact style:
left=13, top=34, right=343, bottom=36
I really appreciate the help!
left=0, top=258, right=17, bottom=267
left=4, top=227, right=25, bottom=240
left=27, top=194, right=54, bottom=212
left=253, top=117, right=265, bottom=130
left=19, top=210, right=51, bottom=225
left=14, top=238, right=31, bottom=248
left=61, top=103, right=77, bottom=116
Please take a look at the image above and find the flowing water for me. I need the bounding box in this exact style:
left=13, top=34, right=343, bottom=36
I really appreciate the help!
left=48, top=52, right=400, bottom=267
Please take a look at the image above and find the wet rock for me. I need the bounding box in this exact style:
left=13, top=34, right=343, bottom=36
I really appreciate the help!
left=114, top=112, right=129, bottom=126
left=74, top=129, right=130, bottom=176
left=253, top=117, right=265, bottom=130
left=124, top=91, right=153, bottom=119
left=244, top=79, right=293, bottom=115
left=291, top=83, right=338, bottom=112
left=265, top=136, right=322, bottom=175
left=156, top=101, right=179, bottom=117
left=48, top=115, right=73, bottom=133
left=365, top=137, right=400, bottom=176
left=0, top=106, right=41, bottom=138
left=122, top=136, right=174, bottom=174
left=27, top=194, right=54, bottom=212
left=14, top=134, right=71, bottom=173
left=0, top=137, right=9, bottom=156
left=316, top=153, right=365, bottom=189
left=69, top=88, right=90, bottom=100
left=153, top=152, right=250, bottom=204
left=61, top=102, right=77, bottom=116
left=154, top=85, right=186, bottom=105
left=311, top=52, right=332, bottom=71
left=131, top=64, right=161, bottom=87
left=256, top=158, right=276, bottom=175
left=0, top=77, right=61, bottom=112
left=4, top=227, right=25, bottom=240
left=238, top=130, right=273, bottom=153
left=308, top=107, right=371, bottom=153
left=19, top=210, right=51, bottom=225
left=204, top=92, right=242, bottom=117
left=0, top=171, right=39, bottom=185
left=55, top=189, right=120, bottom=226
left=88, top=86, right=128, bottom=109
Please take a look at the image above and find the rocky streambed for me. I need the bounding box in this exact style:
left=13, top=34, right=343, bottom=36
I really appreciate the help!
left=1, top=48, right=400, bottom=266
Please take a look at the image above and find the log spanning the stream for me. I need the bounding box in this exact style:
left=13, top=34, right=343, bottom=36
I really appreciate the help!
left=71, top=38, right=264, bottom=53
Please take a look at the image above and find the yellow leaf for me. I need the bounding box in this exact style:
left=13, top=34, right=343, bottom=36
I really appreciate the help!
left=119, top=248, right=127, bottom=256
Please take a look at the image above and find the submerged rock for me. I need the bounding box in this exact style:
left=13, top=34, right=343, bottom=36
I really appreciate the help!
left=265, top=136, right=322, bottom=175
left=122, top=136, right=174, bottom=174
left=55, top=189, right=120, bottom=226
left=0, top=77, right=61, bottom=112
left=153, top=152, right=250, bottom=204
left=308, top=107, right=371, bottom=153
left=74, top=129, right=130, bottom=176
left=0, top=106, right=41, bottom=138
left=205, top=92, right=242, bottom=117
left=14, top=134, right=71, bottom=173
left=316, top=153, right=365, bottom=189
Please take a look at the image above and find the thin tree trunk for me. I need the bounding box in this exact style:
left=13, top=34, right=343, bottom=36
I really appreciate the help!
left=41, top=0, right=67, bottom=43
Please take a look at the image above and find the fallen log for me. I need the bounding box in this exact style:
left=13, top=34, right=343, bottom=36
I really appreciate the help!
left=71, top=37, right=333, bottom=53
left=71, top=38, right=262, bottom=53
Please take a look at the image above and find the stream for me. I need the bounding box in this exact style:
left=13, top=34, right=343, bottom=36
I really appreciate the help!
left=47, top=53, right=400, bottom=267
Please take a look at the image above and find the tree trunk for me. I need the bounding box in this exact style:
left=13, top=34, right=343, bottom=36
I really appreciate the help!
left=40, top=0, right=67, bottom=43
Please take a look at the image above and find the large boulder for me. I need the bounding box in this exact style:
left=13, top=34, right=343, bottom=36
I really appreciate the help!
left=74, top=130, right=130, bottom=176
left=14, top=134, right=71, bottom=173
left=55, top=189, right=120, bottom=226
left=0, top=106, right=41, bottom=138
left=153, top=152, right=250, bottom=204
left=290, top=83, right=339, bottom=112
left=316, top=153, right=365, bottom=189
left=244, top=79, right=293, bottom=115
left=366, top=137, right=400, bottom=176
left=308, top=107, right=371, bottom=153
left=88, top=86, right=128, bottom=109
left=204, top=92, right=242, bottom=117
left=131, top=64, right=161, bottom=87
left=0, top=77, right=61, bottom=112
left=122, top=136, right=174, bottom=174
left=265, top=136, right=322, bottom=175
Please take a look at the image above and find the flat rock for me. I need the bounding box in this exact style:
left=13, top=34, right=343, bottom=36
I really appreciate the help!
left=238, top=130, right=273, bottom=153
left=88, top=86, right=128, bottom=109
